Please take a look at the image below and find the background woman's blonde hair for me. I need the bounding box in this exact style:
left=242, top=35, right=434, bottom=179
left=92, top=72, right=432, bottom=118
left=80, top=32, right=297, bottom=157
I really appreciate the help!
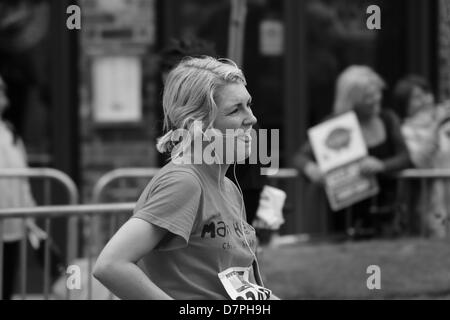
left=156, top=56, right=246, bottom=158
left=333, top=65, right=386, bottom=114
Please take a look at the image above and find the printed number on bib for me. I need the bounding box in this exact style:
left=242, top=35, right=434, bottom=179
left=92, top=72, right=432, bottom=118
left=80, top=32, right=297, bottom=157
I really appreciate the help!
left=218, top=267, right=271, bottom=300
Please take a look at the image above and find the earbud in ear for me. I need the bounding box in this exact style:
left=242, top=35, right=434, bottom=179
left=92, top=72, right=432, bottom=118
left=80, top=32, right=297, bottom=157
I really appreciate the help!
left=192, top=121, right=205, bottom=139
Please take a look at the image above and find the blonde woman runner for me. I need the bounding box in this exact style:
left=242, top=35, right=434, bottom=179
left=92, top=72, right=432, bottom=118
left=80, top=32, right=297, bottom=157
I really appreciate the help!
left=94, top=57, right=279, bottom=300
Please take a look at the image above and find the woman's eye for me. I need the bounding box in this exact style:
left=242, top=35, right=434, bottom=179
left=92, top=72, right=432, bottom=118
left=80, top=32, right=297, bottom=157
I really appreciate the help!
left=229, top=109, right=238, bottom=115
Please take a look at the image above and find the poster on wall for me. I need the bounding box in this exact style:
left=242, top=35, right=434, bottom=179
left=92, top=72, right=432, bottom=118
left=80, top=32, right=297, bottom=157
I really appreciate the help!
left=259, top=18, right=284, bottom=56
left=308, top=111, right=379, bottom=211
left=81, top=0, right=156, bottom=54
left=92, top=56, right=142, bottom=124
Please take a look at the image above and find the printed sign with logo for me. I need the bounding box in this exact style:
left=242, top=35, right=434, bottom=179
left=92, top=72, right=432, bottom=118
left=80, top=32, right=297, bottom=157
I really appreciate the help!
left=308, top=111, right=379, bottom=211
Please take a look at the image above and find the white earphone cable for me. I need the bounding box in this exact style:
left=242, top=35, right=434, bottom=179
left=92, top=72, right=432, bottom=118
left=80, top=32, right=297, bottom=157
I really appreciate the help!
left=200, top=126, right=264, bottom=287
left=232, top=162, right=264, bottom=288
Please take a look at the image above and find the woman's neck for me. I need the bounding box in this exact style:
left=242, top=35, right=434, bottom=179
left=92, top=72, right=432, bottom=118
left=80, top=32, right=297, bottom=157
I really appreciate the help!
left=359, top=115, right=386, bottom=147
left=358, top=115, right=378, bottom=126
left=212, top=163, right=230, bottom=181
left=201, top=161, right=230, bottom=182
left=179, top=151, right=230, bottom=182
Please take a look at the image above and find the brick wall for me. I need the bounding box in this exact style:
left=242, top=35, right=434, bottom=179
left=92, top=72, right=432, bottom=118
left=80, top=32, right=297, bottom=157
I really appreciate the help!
left=78, top=0, right=161, bottom=255
left=79, top=58, right=160, bottom=204
left=79, top=1, right=160, bottom=204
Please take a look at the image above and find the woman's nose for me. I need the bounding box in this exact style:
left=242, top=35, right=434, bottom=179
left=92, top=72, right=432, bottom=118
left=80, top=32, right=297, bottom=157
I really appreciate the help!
left=244, top=108, right=257, bottom=127
left=424, top=93, right=434, bottom=106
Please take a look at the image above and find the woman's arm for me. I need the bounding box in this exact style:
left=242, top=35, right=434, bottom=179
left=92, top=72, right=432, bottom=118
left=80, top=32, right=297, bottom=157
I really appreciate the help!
left=402, top=122, right=439, bottom=168
left=381, top=111, right=412, bottom=172
left=292, top=141, right=314, bottom=172
left=292, top=141, right=324, bottom=183
left=93, top=218, right=173, bottom=300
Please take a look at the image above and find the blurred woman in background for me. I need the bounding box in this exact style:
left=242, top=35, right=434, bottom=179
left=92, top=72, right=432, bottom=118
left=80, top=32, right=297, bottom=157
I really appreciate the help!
left=394, top=75, right=450, bottom=237
left=293, top=66, right=411, bottom=239
left=0, top=75, right=45, bottom=300
left=394, top=75, right=439, bottom=168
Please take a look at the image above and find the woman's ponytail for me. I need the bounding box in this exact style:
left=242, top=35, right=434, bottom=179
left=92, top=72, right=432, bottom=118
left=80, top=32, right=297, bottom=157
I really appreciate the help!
left=156, top=130, right=175, bottom=154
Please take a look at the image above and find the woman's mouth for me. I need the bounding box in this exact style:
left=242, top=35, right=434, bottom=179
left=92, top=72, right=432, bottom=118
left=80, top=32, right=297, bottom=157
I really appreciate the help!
left=237, top=133, right=252, bottom=143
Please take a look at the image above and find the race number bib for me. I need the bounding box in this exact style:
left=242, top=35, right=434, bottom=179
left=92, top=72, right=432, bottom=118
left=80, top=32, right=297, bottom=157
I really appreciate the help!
left=218, top=267, right=272, bottom=300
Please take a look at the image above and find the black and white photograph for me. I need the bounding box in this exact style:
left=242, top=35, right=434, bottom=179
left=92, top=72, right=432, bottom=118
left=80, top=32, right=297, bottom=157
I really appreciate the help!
left=0, top=0, right=449, bottom=311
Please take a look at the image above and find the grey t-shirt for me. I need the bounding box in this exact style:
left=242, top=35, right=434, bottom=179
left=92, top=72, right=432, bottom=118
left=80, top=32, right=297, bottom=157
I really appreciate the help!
left=132, top=162, right=258, bottom=299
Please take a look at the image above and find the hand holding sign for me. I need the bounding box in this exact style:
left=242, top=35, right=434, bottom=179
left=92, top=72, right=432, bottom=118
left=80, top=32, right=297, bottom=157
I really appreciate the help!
left=304, top=162, right=324, bottom=184
left=360, top=156, right=385, bottom=175
left=308, top=111, right=379, bottom=211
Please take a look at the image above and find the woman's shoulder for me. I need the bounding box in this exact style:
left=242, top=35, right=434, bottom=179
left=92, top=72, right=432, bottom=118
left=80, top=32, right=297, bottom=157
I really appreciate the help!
left=136, top=163, right=200, bottom=200
left=0, top=121, right=23, bottom=150
left=0, top=120, right=19, bottom=137
left=380, top=108, right=400, bottom=123
left=153, top=162, right=203, bottom=188
left=136, top=163, right=203, bottom=207
left=224, top=176, right=241, bottom=195
left=378, top=109, right=402, bottom=133
left=223, top=177, right=244, bottom=209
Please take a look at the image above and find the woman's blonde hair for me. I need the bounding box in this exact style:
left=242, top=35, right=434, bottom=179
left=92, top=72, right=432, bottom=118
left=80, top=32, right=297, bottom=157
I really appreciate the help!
left=333, top=65, right=386, bottom=114
left=156, top=56, right=246, bottom=158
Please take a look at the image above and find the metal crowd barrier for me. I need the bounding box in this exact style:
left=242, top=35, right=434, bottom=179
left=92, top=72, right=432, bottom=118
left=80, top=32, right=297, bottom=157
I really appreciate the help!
left=0, top=168, right=79, bottom=300
left=91, top=167, right=301, bottom=245
left=264, top=168, right=450, bottom=238
left=398, top=168, right=450, bottom=179
left=90, top=168, right=160, bottom=256
left=396, top=169, right=450, bottom=237
left=89, top=167, right=449, bottom=243
left=2, top=167, right=447, bottom=300
left=229, top=167, right=449, bottom=238
left=92, top=167, right=300, bottom=203
left=92, top=168, right=160, bottom=203
left=0, top=203, right=135, bottom=300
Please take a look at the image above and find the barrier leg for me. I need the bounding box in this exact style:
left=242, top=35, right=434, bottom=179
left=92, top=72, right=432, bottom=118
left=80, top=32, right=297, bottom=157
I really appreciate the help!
left=43, top=218, right=51, bottom=300
left=0, top=221, right=4, bottom=300
left=446, top=182, right=450, bottom=238
left=88, top=214, right=94, bottom=300
left=65, top=217, right=71, bottom=301
left=420, top=179, right=428, bottom=236
left=107, top=215, right=117, bottom=300
left=20, top=221, right=27, bottom=299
